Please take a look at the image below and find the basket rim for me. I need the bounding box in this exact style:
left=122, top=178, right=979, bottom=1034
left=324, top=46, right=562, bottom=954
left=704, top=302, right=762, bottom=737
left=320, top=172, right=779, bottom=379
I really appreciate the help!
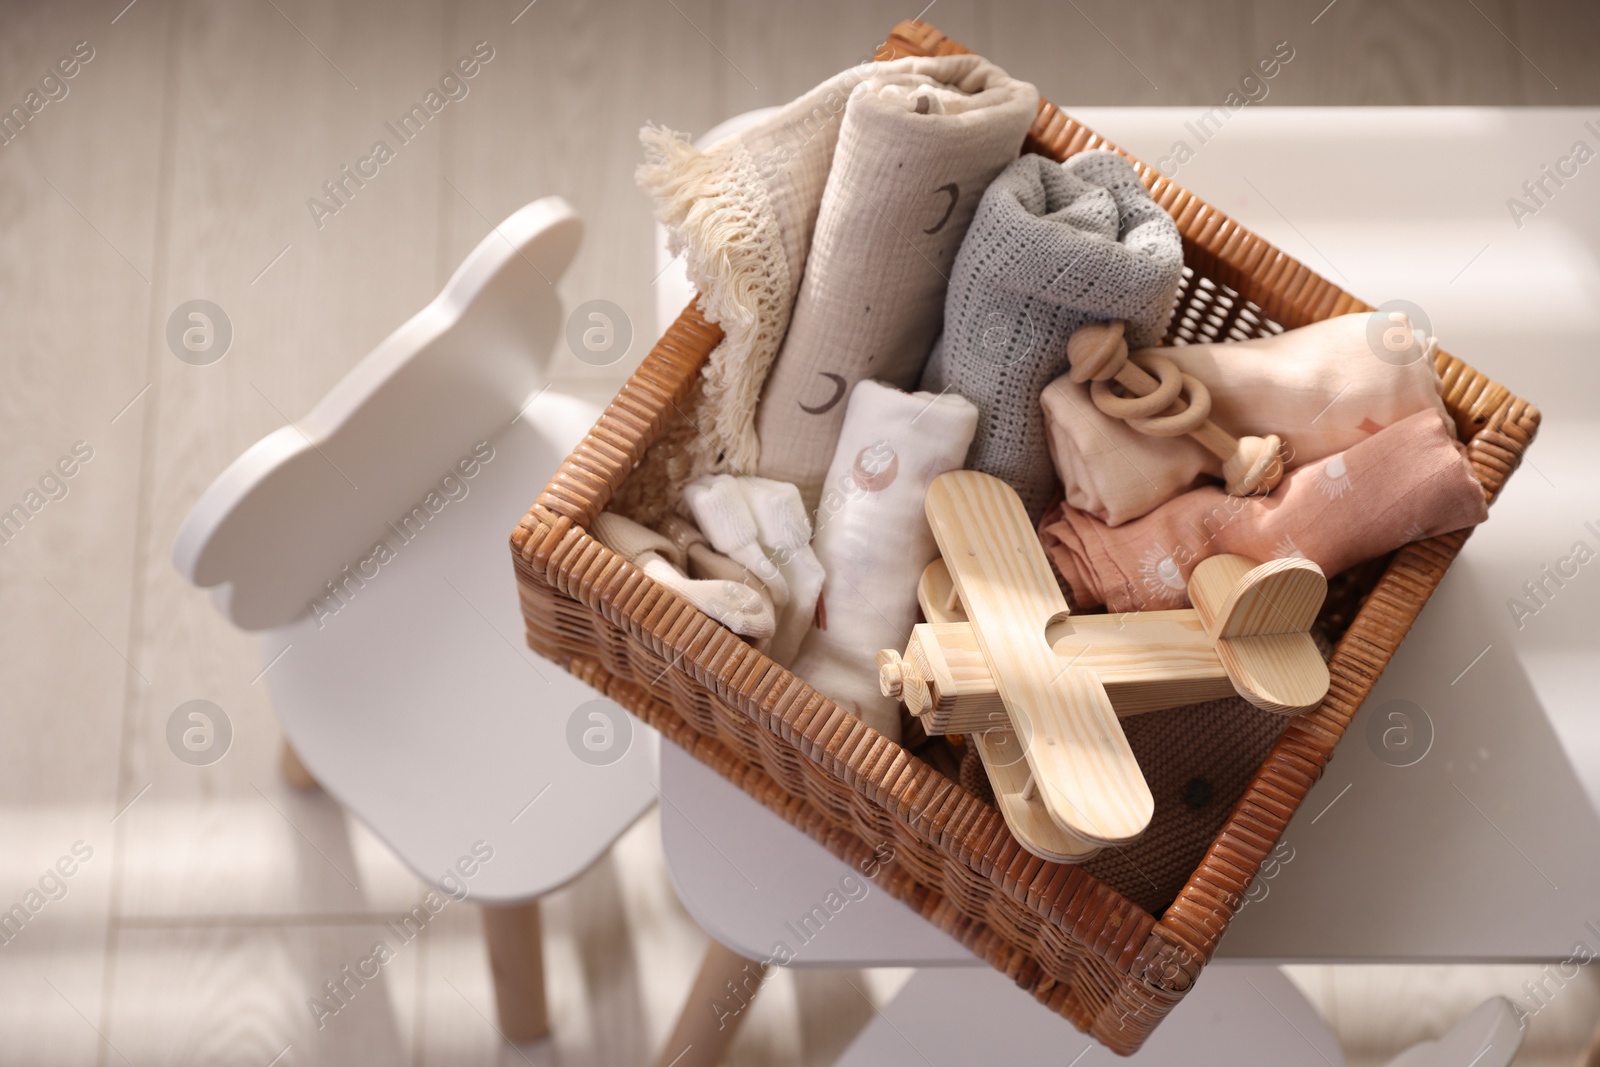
left=511, top=16, right=1542, bottom=1051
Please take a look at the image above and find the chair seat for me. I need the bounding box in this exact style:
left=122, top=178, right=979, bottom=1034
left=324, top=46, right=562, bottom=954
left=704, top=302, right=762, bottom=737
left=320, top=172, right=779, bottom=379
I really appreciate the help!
left=660, top=741, right=967, bottom=966
left=261, top=391, right=657, bottom=903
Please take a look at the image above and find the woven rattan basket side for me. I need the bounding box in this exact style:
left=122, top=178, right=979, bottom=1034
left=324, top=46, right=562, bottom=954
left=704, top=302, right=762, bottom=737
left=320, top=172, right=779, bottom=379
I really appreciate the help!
left=512, top=20, right=1540, bottom=1054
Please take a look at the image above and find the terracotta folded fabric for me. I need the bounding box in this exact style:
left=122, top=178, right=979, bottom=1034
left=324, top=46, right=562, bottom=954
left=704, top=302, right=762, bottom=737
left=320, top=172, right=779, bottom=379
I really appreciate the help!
left=1041, top=312, right=1450, bottom=526
left=1040, top=410, right=1487, bottom=612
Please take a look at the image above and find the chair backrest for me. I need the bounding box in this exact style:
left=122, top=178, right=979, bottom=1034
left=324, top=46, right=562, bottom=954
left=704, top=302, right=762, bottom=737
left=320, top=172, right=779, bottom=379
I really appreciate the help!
left=1384, top=997, right=1523, bottom=1067
left=173, top=197, right=582, bottom=630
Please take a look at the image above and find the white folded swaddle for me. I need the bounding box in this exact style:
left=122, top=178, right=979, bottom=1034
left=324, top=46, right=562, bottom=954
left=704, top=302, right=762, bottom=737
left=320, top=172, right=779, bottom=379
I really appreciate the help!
left=790, top=380, right=979, bottom=741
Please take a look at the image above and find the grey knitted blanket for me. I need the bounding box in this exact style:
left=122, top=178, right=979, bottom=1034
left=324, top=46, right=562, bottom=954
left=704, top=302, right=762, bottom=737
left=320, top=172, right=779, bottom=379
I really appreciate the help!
left=919, top=150, right=1184, bottom=522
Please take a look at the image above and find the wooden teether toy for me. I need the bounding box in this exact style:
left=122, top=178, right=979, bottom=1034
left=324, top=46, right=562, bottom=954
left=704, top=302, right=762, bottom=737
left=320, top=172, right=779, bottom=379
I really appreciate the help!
left=875, top=471, right=1329, bottom=863
left=1066, top=319, right=1286, bottom=497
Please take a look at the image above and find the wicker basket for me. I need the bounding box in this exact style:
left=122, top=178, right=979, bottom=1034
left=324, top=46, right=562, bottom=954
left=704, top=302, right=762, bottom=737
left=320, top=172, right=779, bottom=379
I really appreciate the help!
left=512, top=19, right=1539, bottom=1055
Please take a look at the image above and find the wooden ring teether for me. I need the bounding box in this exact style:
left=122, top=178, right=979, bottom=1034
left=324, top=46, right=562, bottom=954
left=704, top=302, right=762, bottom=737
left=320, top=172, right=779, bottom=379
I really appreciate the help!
left=1088, top=355, right=1184, bottom=419
left=1126, top=363, right=1211, bottom=437
left=1066, top=320, right=1286, bottom=497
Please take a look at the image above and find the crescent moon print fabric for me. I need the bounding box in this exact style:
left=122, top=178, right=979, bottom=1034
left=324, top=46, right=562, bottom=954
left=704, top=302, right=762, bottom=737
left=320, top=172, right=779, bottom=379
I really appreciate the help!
left=751, top=58, right=1038, bottom=512
left=790, top=380, right=979, bottom=742
left=1038, top=411, right=1488, bottom=614
left=919, top=150, right=1186, bottom=524
left=1040, top=312, right=1453, bottom=527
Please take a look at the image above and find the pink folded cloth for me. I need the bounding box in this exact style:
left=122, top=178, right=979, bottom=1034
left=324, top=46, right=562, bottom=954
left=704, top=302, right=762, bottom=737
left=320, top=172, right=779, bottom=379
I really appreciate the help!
left=1040, top=410, right=1487, bottom=612
left=1040, top=312, right=1451, bottom=527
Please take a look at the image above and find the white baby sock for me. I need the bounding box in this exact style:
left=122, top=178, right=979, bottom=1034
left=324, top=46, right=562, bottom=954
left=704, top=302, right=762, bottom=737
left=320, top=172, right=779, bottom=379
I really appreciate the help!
left=590, top=511, right=775, bottom=641
left=735, top=477, right=826, bottom=666
left=657, top=513, right=777, bottom=654
left=680, top=475, right=791, bottom=610
left=791, top=380, right=979, bottom=741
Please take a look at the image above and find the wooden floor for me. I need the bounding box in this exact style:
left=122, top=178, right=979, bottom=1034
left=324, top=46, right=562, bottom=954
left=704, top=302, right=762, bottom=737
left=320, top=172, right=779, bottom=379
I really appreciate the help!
left=1, top=0, right=1597, bottom=1063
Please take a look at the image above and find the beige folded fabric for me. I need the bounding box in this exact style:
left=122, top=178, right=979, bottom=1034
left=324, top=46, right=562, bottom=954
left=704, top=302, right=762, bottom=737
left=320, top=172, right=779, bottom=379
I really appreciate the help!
left=619, top=54, right=1037, bottom=521
left=1039, top=410, right=1487, bottom=613
left=1041, top=312, right=1450, bottom=526
left=753, top=59, right=1037, bottom=510
left=657, top=515, right=772, bottom=596
left=589, top=511, right=775, bottom=640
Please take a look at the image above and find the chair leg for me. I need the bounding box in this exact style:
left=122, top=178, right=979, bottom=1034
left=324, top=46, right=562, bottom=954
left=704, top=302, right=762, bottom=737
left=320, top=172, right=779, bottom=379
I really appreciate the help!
left=279, top=738, right=321, bottom=791
left=1582, top=1013, right=1600, bottom=1067
left=482, top=899, right=550, bottom=1044
left=653, top=939, right=767, bottom=1067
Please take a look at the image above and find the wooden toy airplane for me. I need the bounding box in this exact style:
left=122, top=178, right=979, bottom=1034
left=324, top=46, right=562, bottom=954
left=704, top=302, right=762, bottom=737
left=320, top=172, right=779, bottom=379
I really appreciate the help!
left=875, top=471, right=1330, bottom=863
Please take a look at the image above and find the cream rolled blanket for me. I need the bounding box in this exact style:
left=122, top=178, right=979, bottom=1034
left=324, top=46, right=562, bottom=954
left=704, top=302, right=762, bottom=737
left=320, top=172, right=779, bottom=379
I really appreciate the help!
left=790, top=380, right=979, bottom=741
left=919, top=150, right=1186, bottom=523
left=622, top=54, right=1037, bottom=521
left=1039, top=410, right=1488, bottom=613
left=753, top=61, right=1037, bottom=511
left=1041, top=312, right=1450, bottom=526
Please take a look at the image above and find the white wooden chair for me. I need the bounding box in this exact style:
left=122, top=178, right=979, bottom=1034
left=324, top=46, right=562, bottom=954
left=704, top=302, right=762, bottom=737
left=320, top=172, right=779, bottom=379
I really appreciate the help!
left=173, top=197, right=657, bottom=1043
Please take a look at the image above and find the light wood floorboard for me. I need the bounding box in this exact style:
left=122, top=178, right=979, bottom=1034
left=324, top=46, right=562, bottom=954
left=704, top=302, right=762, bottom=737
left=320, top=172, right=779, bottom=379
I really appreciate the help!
left=1, top=0, right=1598, bottom=1063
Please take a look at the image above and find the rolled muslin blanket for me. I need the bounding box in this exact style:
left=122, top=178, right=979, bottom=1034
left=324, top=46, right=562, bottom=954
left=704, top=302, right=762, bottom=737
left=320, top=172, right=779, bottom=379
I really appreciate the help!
left=790, top=381, right=979, bottom=742
left=753, top=61, right=1038, bottom=511
left=1041, top=312, right=1451, bottom=526
left=622, top=54, right=1038, bottom=521
left=921, top=150, right=1185, bottom=523
left=589, top=511, right=775, bottom=641
left=1039, top=410, right=1488, bottom=613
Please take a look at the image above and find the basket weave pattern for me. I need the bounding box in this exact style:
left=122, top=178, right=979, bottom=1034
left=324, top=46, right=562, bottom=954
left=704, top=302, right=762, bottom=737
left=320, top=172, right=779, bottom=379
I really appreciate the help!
left=512, top=21, right=1539, bottom=1053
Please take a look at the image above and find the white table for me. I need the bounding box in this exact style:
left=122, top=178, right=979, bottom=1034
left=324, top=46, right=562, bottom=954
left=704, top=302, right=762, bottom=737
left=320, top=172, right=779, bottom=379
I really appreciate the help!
left=833, top=964, right=1344, bottom=1066
left=832, top=964, right=1522, bottom=1067
left=659, top=108, right=1600, bottom=969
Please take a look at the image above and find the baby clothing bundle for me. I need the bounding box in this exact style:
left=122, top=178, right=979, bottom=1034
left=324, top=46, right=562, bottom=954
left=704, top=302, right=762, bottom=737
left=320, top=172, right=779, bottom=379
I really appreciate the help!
left=606, top=52, right=1493, bottom=752
left=589, top=511, right=776, bottom=640
left=680, top=475, right=825, bottom=665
